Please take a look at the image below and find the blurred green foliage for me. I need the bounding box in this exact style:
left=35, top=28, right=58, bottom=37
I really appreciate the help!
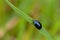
left=0, top=0, right=60, bottom=40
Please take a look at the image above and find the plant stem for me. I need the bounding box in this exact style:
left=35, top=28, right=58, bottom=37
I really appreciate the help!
left=5, top=0, right=54, bottom=40
left=17, top=18, right=26, bottom=40
left=38, top=27, right=53, bottom=40
left=5, top=0, right=33, bottom=24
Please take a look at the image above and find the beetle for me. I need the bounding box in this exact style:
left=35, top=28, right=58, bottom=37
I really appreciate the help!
left=33, top=20, right=42, bottom=30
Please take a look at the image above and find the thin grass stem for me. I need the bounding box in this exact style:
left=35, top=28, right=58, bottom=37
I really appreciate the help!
left=5, top=0, right=54, bottom=40
left=5, top=0, right=33, bottom=24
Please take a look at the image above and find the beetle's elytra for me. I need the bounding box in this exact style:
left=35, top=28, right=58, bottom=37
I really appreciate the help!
left=33, top=20, right=42, bottom=30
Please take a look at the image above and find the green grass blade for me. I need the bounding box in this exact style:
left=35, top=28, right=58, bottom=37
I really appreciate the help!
left=5, top=0, right=33, bottom=24
left=38, top=27, right=54, bottom=40
left=17, top=18, right=26, bottom=40
left=5, top=0, right=54, bottom=40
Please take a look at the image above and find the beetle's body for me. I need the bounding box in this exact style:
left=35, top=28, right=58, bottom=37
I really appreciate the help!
left=33, top=20, right=42, bottom=30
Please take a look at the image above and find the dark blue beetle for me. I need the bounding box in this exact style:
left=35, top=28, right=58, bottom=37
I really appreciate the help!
left=33, top=20, right=42, bottom=30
